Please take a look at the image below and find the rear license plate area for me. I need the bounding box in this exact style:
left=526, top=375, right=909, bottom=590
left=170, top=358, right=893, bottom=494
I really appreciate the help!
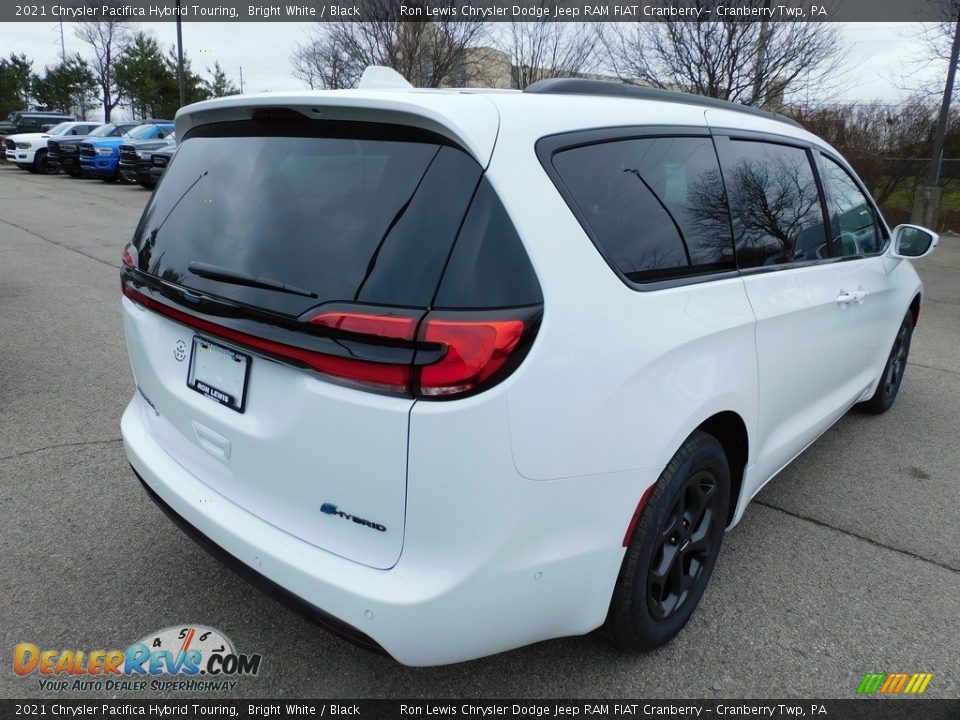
left=187, top=336, right=250, bottom=413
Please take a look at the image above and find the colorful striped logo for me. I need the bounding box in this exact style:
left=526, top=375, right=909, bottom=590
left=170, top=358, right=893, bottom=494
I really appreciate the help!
left=856, top=672, right=933, bottom=695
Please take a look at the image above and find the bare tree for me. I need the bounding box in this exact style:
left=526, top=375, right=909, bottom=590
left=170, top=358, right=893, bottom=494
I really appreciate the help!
left=291, top=29, right=362, bottom=89
left=901, top=3, right=960, bottom=105
left=74, top=20, right=130, bottom=121
left=291, top=0, right=485, bottom=89
left=598, top=10, right=846, bottom=107
left=790, top=98, right=941, bottom=204
left=492, top=15, right=598, bottom=89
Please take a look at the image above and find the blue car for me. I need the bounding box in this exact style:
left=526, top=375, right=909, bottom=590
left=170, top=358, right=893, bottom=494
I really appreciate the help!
left=80, top=120, right=174, bottom=182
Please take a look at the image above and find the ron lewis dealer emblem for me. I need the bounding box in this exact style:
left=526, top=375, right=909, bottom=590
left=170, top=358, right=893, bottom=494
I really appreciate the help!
left=174, top=339, right=187, bottom=362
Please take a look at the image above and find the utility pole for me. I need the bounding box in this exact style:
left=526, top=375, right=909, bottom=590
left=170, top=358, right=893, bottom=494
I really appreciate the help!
left=928, top=10, right=960, bottom=187
left=59, top=21, right=66, bottom=63
left=175, top=0, right=186, bottom=109
left=239, top=65, right=244, bottom=93
left=916, top=8, right=960, bottom=228
left=751, top=0, right=773, bottom=106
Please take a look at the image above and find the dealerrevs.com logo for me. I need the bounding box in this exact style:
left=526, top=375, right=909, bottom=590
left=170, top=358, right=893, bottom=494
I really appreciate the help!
left=856, top=672, right=934, bottom=695
left=13, top=625, right=262, bottom=692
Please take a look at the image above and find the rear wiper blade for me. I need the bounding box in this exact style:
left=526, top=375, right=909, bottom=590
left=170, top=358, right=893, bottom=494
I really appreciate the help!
left=187, top=262, right=318, bottom=299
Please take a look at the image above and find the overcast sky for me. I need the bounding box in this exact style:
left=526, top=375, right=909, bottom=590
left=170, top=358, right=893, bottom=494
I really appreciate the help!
left=0, top=21, right=945, bottom=119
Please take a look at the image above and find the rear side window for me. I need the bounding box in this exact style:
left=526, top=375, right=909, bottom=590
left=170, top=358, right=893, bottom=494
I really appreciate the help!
left=720, top=140, right=827, bottom=268
left=550, top=137, right=735, bottom=283
left=435, top=179, right=542, bottom=309
left=133, top=121, right=483, bottom=316
left=819, top=154, right=883, bottom=256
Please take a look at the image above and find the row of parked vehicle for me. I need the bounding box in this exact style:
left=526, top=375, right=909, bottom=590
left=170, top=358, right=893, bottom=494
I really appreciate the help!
left=1, top=112, right=176, bottom=189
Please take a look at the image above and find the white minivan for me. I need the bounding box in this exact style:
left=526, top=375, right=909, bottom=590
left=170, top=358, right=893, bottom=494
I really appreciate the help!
left=121, top=73, right=938, bottom=666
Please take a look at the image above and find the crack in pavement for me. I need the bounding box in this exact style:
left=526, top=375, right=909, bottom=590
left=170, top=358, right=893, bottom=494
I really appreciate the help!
left=906, top=360, right=960, bottom=376
left=0, top=217, right=120, bottom=270
left=0, top=438, right=122, bottom=462
left=754, top=500, right=960, bottom=575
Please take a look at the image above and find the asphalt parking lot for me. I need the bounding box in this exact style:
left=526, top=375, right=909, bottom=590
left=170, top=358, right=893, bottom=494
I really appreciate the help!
left=1, top=161, right=958, bottom=699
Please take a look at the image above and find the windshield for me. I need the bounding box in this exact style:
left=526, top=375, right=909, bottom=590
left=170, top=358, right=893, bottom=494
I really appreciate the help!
left=88, top=124, right=117, bottom=138
left=126, top=125, right=160, bottom=139
left=47, top=122, right=71, bottom=135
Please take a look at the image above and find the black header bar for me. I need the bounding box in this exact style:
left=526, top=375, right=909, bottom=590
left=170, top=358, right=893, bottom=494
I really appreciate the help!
left=5, top=0, right=958, bottom=23
left=2, top=700, right=960, bottom=720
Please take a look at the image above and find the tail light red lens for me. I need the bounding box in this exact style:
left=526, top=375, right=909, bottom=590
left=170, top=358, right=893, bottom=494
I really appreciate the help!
left=121, top=243, right=138, bottom=269
left=309, top=311, right=417, bottom=341
left=417, top=318, right=526, bottom=397
left=122, top=276, right=537, bottom=399
left=122, top=283, right=415, bottom=394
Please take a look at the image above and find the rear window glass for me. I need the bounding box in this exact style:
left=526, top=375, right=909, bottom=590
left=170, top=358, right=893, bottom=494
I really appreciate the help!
left=551, top=136, right=735, bottom=283
left=435, top=179, right=542, bottom=309
left=132, top=121, right=483, bottom=316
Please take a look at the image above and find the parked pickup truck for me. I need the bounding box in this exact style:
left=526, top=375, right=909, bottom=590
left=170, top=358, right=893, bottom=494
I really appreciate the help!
left=147, top=146, right=176, bottom=187
left=48, top=122, right=141, bottom=177
left=4, top=121, right=101, bottom=173
left=80, top=120, right=173, bottom=182
left=119, top=134, right=176, bottom=187
left=0, top=110, right=74, bottom=143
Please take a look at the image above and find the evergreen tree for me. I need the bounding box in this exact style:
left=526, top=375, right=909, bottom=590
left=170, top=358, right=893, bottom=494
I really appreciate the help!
left=162, top=46, right=211, bottom=116
left=0, top=53, right=34, bottom=115
left=32, top=55, right=98, bottom=118
left=114, top=32, right=171, bottom=119
left=205, top=61, right=239, bottom=98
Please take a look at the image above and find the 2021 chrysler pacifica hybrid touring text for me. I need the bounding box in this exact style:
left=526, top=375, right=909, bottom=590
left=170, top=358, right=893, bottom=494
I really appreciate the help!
left=121, top=69, right=939, bottom=666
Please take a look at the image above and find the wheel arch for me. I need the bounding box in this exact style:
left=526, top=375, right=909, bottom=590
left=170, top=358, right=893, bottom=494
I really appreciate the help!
left=696, top=411, right=749, bottom=528
left=909, top=292, right=922, bottom=326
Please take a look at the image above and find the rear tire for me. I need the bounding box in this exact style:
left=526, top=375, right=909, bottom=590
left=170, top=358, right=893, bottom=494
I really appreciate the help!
left=602, top=430, right=729, bottom=652
left=860, top=311, right=914, bottom=415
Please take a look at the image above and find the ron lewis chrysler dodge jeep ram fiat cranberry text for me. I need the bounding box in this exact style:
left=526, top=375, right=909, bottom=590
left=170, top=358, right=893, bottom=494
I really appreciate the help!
left=120, top=70, right=938, bottom=666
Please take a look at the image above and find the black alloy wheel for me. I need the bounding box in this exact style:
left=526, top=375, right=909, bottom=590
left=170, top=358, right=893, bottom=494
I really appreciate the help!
left=647, top=469, right=720, bottom=620
left=602, top=430, right=730, bottom=651
left=883, top=322, right=910, bottom=401
left=861, top=310, right=914, bottom=414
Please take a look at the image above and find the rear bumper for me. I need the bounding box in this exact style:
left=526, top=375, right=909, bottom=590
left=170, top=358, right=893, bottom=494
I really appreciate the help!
left=132, top=464, right=386, bottom=655
left=122, top=393, right=633, bottom=665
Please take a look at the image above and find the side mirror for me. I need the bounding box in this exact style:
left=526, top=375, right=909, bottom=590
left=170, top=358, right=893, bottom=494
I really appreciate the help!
left=889, top=224, right=938, bottom=259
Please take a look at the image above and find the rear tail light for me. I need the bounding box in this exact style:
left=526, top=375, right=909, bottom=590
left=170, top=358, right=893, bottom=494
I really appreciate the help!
left=417, top=318, right=526, bottom=397
left=121, top=274, right=538, bottom=399
left=309, top=311, right=417, bottom=341
left=121, top=243, right=138, bottom=269
left=307, top=310, right=536, bottom=397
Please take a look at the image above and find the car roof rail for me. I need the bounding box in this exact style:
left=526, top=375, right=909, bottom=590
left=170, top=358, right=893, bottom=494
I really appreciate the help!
left=523, top=78, right=803, bottom=129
